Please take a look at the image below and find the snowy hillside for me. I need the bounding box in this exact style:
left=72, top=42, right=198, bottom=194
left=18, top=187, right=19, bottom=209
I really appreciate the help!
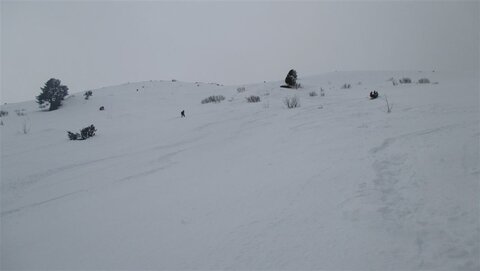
left=1, top=71, right=479, bottom=270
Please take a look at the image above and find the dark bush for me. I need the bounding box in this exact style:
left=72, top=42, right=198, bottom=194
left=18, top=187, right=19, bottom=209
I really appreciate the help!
left=99, top=106, right=105, bottom=111
left=309, top=91, right=318, bottom=97
left=0, top=110, right=8, bottom=117
left=67, top=131, right=79, bottom=140
left=67, top=124, right=96, bottom=140
left=201, top=95, right=225, bottom=104
left=246, top=95, right=261, bottom=103
left=81, top=125, right=96, bottom=139
left=341, top=83, right=351, bottom=89
left=84, top=90, right=93, bottom=100
left=237, top=87, right=246, bottom=93
left=399, top=78, right=412, bottom=84
left=418, top=78, right=430, bottom=84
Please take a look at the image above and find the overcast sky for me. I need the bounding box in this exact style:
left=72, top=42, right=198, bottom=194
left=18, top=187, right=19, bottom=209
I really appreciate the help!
left=1, top=1, right=479, bottom=103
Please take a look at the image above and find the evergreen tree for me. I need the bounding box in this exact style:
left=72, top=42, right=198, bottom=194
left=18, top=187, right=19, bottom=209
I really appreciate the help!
left=285, top=69, right=298, bottom=88
left=36, top=78, right=69, bottom=111
left=288, top=69, right=297, bottom=79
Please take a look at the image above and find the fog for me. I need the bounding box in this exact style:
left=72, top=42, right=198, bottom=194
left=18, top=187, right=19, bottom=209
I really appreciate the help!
left=1, top=1, right=478, bottom=103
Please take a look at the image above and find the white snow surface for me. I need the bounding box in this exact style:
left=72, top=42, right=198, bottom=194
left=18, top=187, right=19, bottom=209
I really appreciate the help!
left=1, top=71, right=479, bottom=270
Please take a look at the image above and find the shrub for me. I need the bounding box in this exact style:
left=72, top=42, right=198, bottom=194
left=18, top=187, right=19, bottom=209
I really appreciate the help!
left=201, top=95, right=225, bottom=104
left=99, top=106, right=105, bottom=111
left=284, top=96, right=300, bottom=108
left=341, top=83, right=351, bottom=89
left=388, top=77, right=398, bottom=85
left=81, top=125, right=96, bottom=139
left=309, top=91, right=318, bottom=97
left=237, top=87, right=246, bottom=93
left=246, top=95, right=261, bottom=103
left=36, top=78, right=69, bottom=111
left=418, top=78, right=430, bottom=84
left=67, top=124, right=96, bottom=140
left=0, top=110, right=8, bottom=117
left=84, top=90, right=93, bottom=100
left=320, top=88, right=325, bottom=96
left=399, top=78, right=412, bottom=84
left=15, top=109, right=26, bottom=116
left=67, top=131, right=79, bottom=140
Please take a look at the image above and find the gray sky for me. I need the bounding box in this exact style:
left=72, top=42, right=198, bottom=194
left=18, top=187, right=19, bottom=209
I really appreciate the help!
left=1, top=1, right=479, bottom=103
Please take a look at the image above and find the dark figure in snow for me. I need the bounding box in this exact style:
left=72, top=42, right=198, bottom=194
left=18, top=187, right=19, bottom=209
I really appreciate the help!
left=370, top=91, right=379, bottom=99
left=181, top=110, right=185, bottom=118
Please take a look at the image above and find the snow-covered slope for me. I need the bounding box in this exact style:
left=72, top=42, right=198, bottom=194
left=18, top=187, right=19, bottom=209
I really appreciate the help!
left=1, top=71, right=479, bottom=270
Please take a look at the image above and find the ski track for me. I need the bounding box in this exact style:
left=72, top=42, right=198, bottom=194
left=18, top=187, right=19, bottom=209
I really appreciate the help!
left=343, top=120, right=480, bottom=270
left=1, top=189, right=89, bottom=217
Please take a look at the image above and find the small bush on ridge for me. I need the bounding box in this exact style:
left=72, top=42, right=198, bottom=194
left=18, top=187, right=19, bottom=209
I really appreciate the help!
left=246, top=95, right=261, bottom=103
left=201, top=95, right=225, bottom=104
left=84, top=90, right=93, bottom=100
left=418, top=78, right=430, bottom=84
